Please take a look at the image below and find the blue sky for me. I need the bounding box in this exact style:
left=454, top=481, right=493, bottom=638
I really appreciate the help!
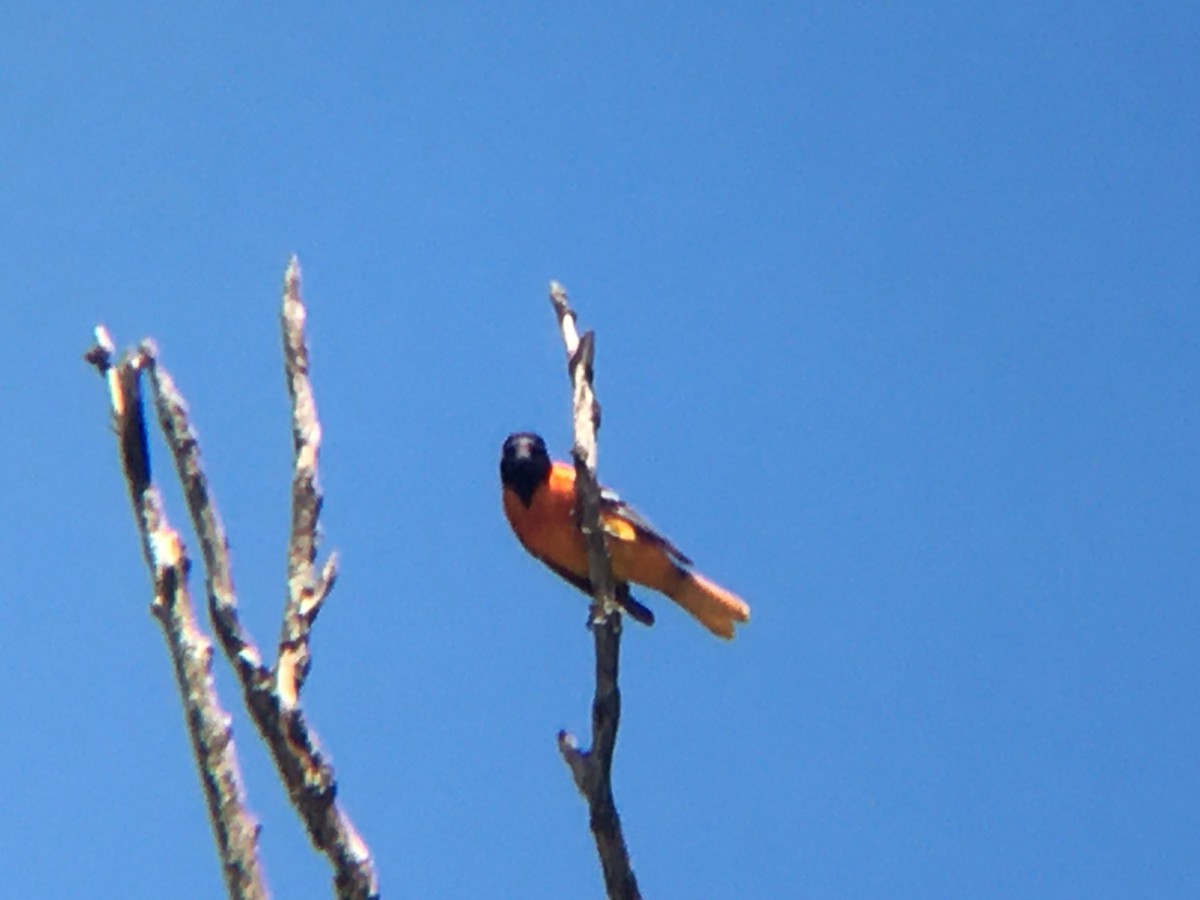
left=2, top=3, right=1197, bottom=897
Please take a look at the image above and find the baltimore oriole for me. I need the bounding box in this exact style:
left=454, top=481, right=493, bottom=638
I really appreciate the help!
left=500, top=432, right=750, bottom=639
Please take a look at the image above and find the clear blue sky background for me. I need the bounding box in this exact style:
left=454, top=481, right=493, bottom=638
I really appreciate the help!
left=2, top=4, right=1197, bottom=898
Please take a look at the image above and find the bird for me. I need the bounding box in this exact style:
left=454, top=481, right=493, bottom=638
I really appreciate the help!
left=500, top=432, right=750, bottom=639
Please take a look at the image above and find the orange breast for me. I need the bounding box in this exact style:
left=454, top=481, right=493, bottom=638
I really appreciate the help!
left=504, top=462, right=681, bottom=594
left=503, top=462, right=591, bottom=580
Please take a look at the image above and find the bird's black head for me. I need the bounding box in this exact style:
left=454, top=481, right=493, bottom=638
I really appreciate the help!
left=500, top=432, right=552, bottom=508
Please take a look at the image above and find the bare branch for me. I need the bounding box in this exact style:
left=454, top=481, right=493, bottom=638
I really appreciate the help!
left=548, top=283, right=642, bottom=900
left=143, top=343, right=268, bottom=687
left=278, top=255, right=328, bottom=707
left=134, top=263, right=379, bottom=900
left=86, top=328, right=267, bottom=900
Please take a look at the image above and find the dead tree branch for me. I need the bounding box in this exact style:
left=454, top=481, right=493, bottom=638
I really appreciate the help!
left=88, top=258, right=378, bottom=900
left=278, top=257, right=339, bottom=708
left=86, top=331, right=267, bottom=900
left=146, top=260, right=376, bottom=899
left=549, top=281, right=642, bottom=900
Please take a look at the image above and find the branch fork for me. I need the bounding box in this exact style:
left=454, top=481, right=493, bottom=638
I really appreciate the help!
left=88, top=258, right=379, bottom=900
left=548, top=281, right=642, bottom=900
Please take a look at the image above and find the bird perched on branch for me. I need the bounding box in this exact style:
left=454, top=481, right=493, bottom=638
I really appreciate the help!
left=500, top=432, right=750, bottom=639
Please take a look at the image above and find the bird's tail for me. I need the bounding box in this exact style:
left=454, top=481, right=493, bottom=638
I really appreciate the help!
left=668, top=570, right=750, bottom=639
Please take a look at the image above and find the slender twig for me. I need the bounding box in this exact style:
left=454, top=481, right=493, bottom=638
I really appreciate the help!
left=278, top=256, right=338, bottom=708
left=86, top=329, right=267, bottom=900
left=138, top=261, right=378, bottom=900
left=143, top=345, right=269, bottom=688
left=549, top=282, right=642, bottom=900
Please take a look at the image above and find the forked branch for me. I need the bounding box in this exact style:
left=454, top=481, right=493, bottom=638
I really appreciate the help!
left=549, top=281, right=642, bottom=900
left=86, top=332, right=266, bottom=900
left=88, top=259, right=378, bottom=900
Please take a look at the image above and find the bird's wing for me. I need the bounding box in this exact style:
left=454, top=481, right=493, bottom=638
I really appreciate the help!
left=535, top=554, right=656, bottom=625
left=598, top=486, right=693, bottom=566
